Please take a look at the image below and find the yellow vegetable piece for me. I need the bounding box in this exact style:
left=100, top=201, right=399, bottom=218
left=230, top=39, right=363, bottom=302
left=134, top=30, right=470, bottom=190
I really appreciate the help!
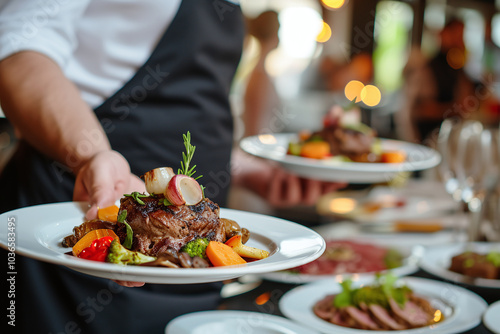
left=72, top=229, right=119, bottom=257
left=97, top=205, right=120, bottom=222
left=225, top=235, right=270, bottom=260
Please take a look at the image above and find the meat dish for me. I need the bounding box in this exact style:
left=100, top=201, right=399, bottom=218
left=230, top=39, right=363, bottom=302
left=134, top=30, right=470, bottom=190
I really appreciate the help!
left=287, top=240, right=403, bottom=276
left=449, top=251, right=500, bottom=280
left=313, top=275, right=443, bottom=330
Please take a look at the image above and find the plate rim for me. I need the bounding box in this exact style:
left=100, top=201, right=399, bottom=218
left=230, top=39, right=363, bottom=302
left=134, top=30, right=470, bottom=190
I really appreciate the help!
left=0, top=201, right=326, bottom=283
left=165, top=310, right=320, bottom=334
left=483, top=300, right=500, bottom=334
left=279, top=276, right=487, bottom=334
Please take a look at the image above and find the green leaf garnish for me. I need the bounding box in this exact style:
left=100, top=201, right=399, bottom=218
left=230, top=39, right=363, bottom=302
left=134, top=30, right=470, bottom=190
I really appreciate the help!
left=158, top=198, right=173, bottom=206
left=178, top=131, right=203, bottom=180
left=487, top=251, right=500, bottom=267
left=124, top=192, right=150, bottom=205
left=117, top=209, right=133, bottom=249
left=334, top=279, right=353, bottom=308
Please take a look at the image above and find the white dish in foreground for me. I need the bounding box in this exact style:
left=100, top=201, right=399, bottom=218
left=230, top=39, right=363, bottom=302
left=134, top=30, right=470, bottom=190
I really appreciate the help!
left=240, top=133, right=441, bottom=183
left=483, top=300, right=500, bottom=334
left=0, top=202, right=325, bottom=284
left=419, top=242, right=500, bottom=288
left=165, top=310, right=320, bottom=334
left=279, top=277, right=487, bottom=334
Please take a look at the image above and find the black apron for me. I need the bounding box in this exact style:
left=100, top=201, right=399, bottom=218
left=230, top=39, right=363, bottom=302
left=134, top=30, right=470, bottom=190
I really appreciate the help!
left=0, top=1, right=244, bottom=333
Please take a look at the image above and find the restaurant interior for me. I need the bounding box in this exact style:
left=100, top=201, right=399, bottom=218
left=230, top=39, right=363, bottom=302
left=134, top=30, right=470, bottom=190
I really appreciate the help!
left=1, top=0, right=500, bottom=333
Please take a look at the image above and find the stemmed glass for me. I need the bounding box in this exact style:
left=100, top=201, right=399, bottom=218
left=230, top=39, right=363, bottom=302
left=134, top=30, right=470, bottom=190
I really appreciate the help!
left=437, top=119, right=500, bottom=241
left=454, top=122, right=500, bottom=241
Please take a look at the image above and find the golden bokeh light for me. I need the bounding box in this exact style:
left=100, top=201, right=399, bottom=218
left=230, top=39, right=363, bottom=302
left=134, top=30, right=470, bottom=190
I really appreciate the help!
left=433, top=310, right=442, bottom=323
left=344, top=80, right=365, bottom=103
left=316, top=21, right=332, bottom=43
left=258, top=134, right=277, bottom=145
left=322, top=0, right=346, bottom=10
left=255, top=292, right=271, bottom=305
left=328, top=198, right=357, bottom=214
left=446, top=48, right=466, bottom=69
left=360, top=85, right=381, bottom=107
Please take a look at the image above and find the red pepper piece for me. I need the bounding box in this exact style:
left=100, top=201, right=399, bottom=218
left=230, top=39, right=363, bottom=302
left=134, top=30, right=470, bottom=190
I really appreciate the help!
left=78, top=236, right=114, bottom=262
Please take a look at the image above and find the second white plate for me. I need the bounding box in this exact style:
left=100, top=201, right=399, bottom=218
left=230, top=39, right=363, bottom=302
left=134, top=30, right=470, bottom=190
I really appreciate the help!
left=240, top=133, right=441, bottom=183
left=165, top=310, right=320, bottom=334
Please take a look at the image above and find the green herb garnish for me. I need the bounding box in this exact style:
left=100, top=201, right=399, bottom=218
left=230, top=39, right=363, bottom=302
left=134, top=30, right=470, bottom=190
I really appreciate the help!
left=178, top=131, right=202, bottom=180
left=158, top=198, right=173, bottom=206
left=333, top=274, right=411, bottom=309
left=464, top=258, right=475, bottom=268
left=124, top=192, right=150, bottom=205
left=334, top=279, right=353, bottom=308
left=487, top=251, right=500, bottom=267
left=117, top=209, right=133, bottom=249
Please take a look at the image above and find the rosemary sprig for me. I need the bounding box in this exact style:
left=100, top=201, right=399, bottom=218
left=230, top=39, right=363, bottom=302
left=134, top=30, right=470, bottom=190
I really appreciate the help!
left=178, top=131, right=202, bottom=180
left=124, top=192, right=150, bottom=205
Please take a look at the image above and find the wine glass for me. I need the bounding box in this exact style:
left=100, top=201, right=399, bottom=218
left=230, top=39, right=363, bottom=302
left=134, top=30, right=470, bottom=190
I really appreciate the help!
left=437, top=118, right=465, bottom=203
left=455, top=122, right=500, bottom=241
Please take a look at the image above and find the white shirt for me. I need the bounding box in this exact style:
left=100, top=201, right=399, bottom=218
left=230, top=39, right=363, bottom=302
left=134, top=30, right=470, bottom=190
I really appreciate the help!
left=0, top=0, right=181, bottom=107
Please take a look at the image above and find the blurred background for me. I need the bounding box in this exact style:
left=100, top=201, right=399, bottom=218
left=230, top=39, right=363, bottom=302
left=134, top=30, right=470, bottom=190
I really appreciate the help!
left=227, top=0, right=500, bottom=229
left=231, top=0, right=500, bottom=141
left=1, top=0, right=500, bottom=230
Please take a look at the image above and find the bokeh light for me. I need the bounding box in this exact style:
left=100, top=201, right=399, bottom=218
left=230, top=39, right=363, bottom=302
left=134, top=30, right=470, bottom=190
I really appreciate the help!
left=360, top=85, right=382, bottom=107
left=322, top=0, right=346, bottom=10
left=344, top=80, right=365, bottom=103
left=316, top=21, right=332, bottom=43
left=328, top=198, right=356, bottom=214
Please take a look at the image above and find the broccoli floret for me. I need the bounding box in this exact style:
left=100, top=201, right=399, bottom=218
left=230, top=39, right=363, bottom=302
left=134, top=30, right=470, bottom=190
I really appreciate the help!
left=106, top=239, right=156, bottom=265
left=181, top=238, right=209, bottom=258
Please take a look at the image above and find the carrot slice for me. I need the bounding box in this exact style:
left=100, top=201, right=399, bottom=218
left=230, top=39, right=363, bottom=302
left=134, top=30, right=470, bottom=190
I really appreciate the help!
left=206, top=241, right=246, bottom=267
left=72, top=229, right=119, bottom=257
left=381, top=151, right=406, bottom=163
left=300, top=141, right=330, bottom=159
left=97, top=205, right=120, bottom=222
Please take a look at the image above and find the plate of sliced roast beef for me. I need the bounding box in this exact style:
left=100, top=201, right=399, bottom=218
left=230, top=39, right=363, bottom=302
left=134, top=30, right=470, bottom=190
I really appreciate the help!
left=280, top=276, right=487, bottom=334
left=0, top=201, right=325, bottom=284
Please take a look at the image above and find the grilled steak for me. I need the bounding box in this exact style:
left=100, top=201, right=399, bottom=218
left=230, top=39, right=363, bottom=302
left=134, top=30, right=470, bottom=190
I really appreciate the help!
left=314, top=126, right=375, bottom=158
left=120, top=196, right=225, bottom=256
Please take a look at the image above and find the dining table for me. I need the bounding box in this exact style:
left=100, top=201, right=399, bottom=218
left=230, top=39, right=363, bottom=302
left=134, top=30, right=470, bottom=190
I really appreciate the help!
left=214, top=179, right=499, bottom=334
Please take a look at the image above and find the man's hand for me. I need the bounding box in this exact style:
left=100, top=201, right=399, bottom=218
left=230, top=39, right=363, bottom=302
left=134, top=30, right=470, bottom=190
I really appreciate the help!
left=73, top=150, right=145, bottom=220
left=232, top=149, right=346, bottom=207
left=73, top=150, right=146, bottom=287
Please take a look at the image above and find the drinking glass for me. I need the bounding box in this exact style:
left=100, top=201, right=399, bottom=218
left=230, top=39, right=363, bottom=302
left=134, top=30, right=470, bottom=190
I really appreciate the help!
left=455, top=122, right=500, bottom=241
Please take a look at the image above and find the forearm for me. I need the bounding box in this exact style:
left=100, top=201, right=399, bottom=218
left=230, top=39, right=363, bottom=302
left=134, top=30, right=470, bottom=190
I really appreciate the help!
left=0, top=51, right=110, bottom=174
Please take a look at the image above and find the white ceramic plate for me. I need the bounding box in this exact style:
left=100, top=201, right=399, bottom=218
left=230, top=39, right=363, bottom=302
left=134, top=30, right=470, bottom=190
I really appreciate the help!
left=260, top=240, right=419, bottom=284
left=483, top=300, right=500, bottom=334
left=419, top=242, right=500, bottom=288
left=0, top=202, right=325, bottom=284
left=240, top=133, right=441, bottom=183
left=165, top=310, right=320, bottom=334
left=280, top=277, right=487, bottom=334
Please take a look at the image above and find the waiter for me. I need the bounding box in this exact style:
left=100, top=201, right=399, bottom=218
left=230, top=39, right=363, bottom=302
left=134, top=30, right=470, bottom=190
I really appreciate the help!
left=0, top=1, right=342, bottom=333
